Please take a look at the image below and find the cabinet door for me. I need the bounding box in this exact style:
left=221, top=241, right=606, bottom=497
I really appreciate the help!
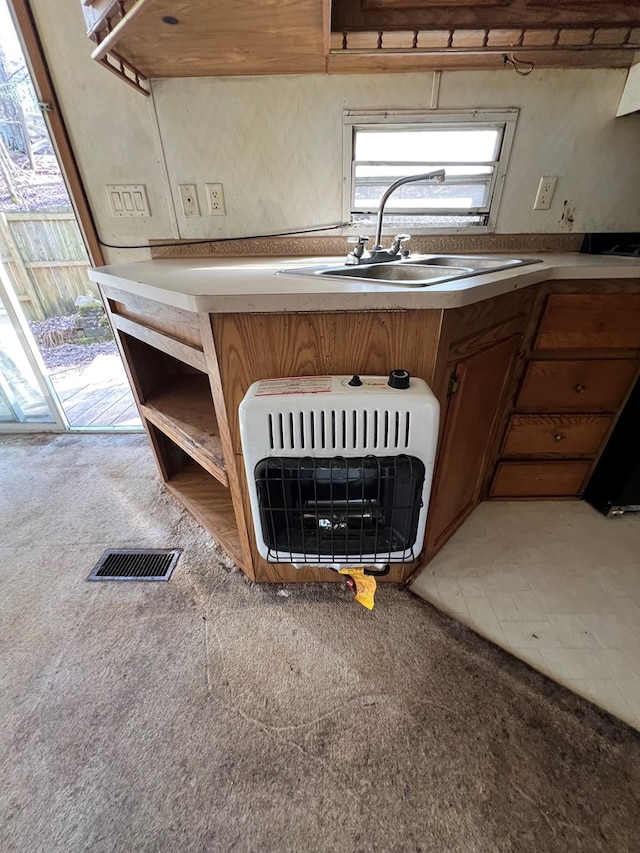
left=425, top=334, right=521, bottom=556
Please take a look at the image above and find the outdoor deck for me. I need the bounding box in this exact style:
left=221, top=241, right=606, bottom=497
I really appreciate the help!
left=51, top=353, right=141, bottom=428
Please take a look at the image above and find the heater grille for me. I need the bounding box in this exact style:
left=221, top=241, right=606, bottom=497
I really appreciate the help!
left=254, top=455, right=425, bottom=563
left=267, top=409, right=412, bottom=453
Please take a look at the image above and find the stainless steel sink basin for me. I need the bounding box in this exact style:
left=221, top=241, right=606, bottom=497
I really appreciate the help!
left=278, top=255, right=541, bottom=287
left=316, top=263, right=472, bottom=283
left=410, top=255, right=531, bottom=271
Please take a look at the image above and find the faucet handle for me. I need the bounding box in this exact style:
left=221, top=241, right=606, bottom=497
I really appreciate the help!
left=389, top=233, right=411, bottom=255
left=346, top=235, right=369, bottom=263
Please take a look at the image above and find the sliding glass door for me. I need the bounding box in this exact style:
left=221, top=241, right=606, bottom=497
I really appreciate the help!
left=0, top=0, right=140, bottom=432
left=0, top=261, right=65, bottom=429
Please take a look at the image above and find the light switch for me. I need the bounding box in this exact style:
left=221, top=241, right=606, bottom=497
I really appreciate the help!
left=106, top=184, right=150, bottom=217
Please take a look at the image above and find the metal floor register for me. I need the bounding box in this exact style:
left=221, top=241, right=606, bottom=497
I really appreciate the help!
left=86, top=549, right=181, bottom=581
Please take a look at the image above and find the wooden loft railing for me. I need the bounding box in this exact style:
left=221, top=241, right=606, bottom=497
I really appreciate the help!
left=328, top=25, right=640, bottom=71
left=331, top=26, right=640, bottom=54
left=98, top=49, right=149, bottom=96
left=85, top=0, right=150, bottom=95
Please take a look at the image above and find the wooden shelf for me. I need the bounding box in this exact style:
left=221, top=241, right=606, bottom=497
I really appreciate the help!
left=89, top=0, right=328, bottom=89
left=141, top=375, right=227, bottom=486
left=165, top=458, right=243, bottom=567
left=85, top=0, right=638, bottom=96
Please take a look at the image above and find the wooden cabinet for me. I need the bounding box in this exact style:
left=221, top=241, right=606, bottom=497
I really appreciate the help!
left=425, top=334, right=521, bottom=553
left=102, top=287, right=253, bottom=573
left=100, top=285, right=450, bottom=583
left=80, top=0, right=639, bottom=92
left=99, top=273, right=640, bottom=579
left=490, top=288, right=640, bottom=500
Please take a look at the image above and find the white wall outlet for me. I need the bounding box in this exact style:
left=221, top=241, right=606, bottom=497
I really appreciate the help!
left=106, top=184, right=150, bottom=217
left=533, top=176, right=558, bottom=211
left=178, top=184, right=200, bottom=217
left=205, top=183, right=226, bottom=216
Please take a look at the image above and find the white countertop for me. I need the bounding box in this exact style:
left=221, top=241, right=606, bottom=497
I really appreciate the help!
left=89, top=252, right=640, bottom=314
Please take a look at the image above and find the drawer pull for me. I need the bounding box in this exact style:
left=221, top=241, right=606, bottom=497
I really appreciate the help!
left=554, top=433, right=565, bottom=442
left=574, top=384, right=586, bottom=394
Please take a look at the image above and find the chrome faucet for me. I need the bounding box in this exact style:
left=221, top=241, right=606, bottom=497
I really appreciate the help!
left=347, top=169, right=446, bottom=265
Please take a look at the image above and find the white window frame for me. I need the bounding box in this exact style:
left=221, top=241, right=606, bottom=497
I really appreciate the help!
left=342, top=108, right=519, bottom=235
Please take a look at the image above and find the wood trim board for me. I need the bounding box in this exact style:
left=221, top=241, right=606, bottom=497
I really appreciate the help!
left=8, top=1, right=104, bottom=265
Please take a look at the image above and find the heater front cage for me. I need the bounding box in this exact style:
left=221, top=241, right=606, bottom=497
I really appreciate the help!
left=254, top=454, right=426, bottom=564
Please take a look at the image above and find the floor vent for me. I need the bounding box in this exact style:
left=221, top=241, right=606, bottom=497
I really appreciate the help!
left=87, top=549, right=181, bottom=582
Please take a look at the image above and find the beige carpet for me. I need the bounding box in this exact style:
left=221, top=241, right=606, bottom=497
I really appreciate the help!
left=1, top=433, right=639, bottom=853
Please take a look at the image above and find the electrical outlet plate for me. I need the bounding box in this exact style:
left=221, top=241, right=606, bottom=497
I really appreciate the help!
left=178, top=184, right=200, bottom=217
left=106, top=184, right=150, bottom=217
left=533, top=176, right=558, bottom=211
left=206, top=183, right=226, bottom=216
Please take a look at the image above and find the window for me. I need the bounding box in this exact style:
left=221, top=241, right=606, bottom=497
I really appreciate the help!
left=343, top=109, right=518, bottom=233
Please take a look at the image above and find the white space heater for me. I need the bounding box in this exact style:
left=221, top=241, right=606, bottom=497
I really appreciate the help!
left=239, top=372, right=440, bottom=569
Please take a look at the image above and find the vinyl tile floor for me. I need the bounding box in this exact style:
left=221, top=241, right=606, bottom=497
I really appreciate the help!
left=410, top=500, right=640, bottom=730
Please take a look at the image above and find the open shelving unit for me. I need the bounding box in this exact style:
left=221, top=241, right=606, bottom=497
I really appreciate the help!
left=102, top=299, right=247, bottom=570
left=140, top=374, right=227, bottom=486
left=148, top=425, right=243, bottom=566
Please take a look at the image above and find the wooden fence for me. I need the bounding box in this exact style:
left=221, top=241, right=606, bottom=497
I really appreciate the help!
left=0, top=212, right=96, bottom=320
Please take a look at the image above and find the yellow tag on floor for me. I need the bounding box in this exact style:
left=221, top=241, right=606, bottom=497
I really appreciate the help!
left=338, top=567, right=377, bottom=610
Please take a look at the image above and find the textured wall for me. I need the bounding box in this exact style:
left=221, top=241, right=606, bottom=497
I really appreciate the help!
left=153, top=70, right=640, bottom=241
left=30, top=0, right=176, bottom=263
left=30, top=0, right=640, bottom=264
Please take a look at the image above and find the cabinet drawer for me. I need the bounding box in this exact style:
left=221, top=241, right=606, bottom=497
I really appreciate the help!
left=535, top=294, right=640, bottom=350
left=502, top=414, right=611, bottom=456
left=491, top=461, right=591, bottom=498
left=516, top=359, right=638, bottom=411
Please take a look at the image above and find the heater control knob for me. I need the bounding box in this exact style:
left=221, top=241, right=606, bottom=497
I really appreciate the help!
left=388, top=369, right=410, bottom=389
left=348, top=374, right=363, bottom=386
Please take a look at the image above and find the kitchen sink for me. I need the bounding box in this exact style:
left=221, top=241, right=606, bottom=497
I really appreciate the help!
left=278, top=255, right=541, bottom=287
left=314, top=263, right=472, bottom=283
left=409, top=255, right=531, bottom=271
